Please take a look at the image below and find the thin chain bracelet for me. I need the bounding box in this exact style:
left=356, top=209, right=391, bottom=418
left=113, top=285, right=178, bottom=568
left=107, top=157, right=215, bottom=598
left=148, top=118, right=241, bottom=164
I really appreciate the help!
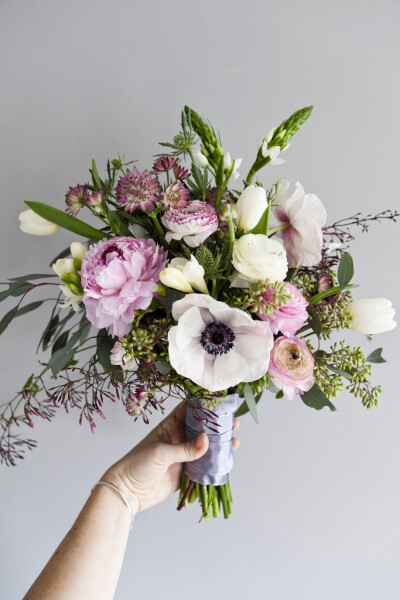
left=92, top=480, right=135, bottom=530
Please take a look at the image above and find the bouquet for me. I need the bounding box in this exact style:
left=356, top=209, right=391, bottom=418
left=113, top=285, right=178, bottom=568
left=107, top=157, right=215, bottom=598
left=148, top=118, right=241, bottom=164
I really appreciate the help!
left=1, top=106, right=397, bottom=521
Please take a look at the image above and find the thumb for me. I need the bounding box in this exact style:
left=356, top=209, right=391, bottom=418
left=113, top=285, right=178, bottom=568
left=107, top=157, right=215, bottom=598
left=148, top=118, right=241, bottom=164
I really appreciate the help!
left=162, top=433, right=209, bottom=465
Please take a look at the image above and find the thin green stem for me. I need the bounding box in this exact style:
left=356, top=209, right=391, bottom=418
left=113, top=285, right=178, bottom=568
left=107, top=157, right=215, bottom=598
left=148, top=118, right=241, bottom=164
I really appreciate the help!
left=149, top=212, right=167, bottom=248
left=267, top=223, right=290, bottom=236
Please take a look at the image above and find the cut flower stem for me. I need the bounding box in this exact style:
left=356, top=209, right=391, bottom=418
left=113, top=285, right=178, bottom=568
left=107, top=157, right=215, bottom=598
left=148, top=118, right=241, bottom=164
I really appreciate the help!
left=177, top=473, right=233, bottom=521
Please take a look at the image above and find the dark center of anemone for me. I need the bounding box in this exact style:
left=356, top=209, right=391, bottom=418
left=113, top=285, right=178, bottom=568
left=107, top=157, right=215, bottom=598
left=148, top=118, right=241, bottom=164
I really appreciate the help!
left=200, top=322, right=235, bottom=356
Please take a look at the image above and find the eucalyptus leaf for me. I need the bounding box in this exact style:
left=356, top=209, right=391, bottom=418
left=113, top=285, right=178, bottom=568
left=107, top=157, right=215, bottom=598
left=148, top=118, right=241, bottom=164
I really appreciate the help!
left=307, top=303, right=322, bottom=338
left=10, top=273, right=56, bottom=282
left=301, top=384, right=336, bottom=411
left=337, top=252, right=354, bottom=289
left=366, top=348, right=387, bottom=364
left=15, top=300, right=44, bottom=317
left=326, top=364, right=353, bottom=381
left=97, top=329, right=116, bottom=372
left=9, top=282, right=33, bottom=297
left=0, top=305, right=19, bottom=335
left=155, top=361, right=171, bottom=375
left=25, top=201, right=108, bottom=241
left=49, top=347, right=76, bottom=377
left=244, top=383, right=259, bottom=423
left=52, top=331, right=69, bottom=355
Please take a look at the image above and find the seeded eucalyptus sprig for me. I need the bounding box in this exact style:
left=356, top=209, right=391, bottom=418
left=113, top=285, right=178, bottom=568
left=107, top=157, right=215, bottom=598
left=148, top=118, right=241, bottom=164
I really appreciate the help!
left=245, top=105, right=313, bottom=185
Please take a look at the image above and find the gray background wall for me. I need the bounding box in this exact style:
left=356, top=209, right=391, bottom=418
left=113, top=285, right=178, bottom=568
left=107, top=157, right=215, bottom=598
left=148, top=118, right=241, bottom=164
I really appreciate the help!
left=1, top=1, right=399, bottom=598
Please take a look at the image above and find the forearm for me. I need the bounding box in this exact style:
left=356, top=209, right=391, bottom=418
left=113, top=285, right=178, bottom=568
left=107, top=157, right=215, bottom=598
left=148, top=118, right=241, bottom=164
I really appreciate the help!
left=23, top=484, right=132, bottom=600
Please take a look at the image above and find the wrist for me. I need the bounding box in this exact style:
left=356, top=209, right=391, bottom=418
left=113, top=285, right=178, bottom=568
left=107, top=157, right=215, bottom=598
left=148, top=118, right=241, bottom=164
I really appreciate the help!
left=101, top=466, right=141, bottom=515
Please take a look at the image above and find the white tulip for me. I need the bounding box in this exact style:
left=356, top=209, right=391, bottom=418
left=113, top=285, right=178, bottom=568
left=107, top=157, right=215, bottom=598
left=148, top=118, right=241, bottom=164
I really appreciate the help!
left=231, top=234, right=288, bottom=287
left=234, top=185, right=268, bottom=231
left=193, top=151, right=209, bottom=168
left=52, top=258, right=76, bottom=277
left=70, top=241, right=87, bottom=260
left=160, top=267, right=194, bottom=293
left=170, top=256, right=209, bottom=294
left=348, top=298, right=396, bottom=334
left=18, top=209, right=59, bottom=236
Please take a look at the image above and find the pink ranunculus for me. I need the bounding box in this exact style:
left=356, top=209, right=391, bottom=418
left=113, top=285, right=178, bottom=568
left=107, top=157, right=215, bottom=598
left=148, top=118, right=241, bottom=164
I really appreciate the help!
left=268, top=336, right=315, bottom=401
left=161, top=200, right=218, bottom=247
left=273, top=180, right=327, bottom=268
left=256, top=282, right=309, bottom=336
left=81, top=237, right=167, bottom=337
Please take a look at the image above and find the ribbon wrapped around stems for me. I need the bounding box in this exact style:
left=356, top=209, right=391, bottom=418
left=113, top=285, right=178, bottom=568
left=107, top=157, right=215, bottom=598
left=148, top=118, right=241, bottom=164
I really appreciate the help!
left=184, top=393, right=239, bottom=486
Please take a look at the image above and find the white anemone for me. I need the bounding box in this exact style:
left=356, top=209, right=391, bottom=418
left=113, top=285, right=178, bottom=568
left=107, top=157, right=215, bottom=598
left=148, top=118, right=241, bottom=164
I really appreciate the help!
left=168, top=294, right=273, bottom=392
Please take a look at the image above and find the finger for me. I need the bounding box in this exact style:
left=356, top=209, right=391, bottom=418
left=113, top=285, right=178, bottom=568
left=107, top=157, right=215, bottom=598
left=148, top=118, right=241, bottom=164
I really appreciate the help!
left=232, top=437, right=240, bottom=450
left=160, top=432, right=209, bottom=465
left=233, top=418, right=240, bottom=431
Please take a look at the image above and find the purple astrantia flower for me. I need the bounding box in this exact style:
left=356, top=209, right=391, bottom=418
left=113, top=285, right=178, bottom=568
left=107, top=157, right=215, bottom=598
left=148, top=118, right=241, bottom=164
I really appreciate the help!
left=173, top=162, right=190, bottom=180
left=268, top=336, right=315, bottom=401
left=81, top=237, right=167, bottom=337
left=84, top=190, right=104, bottom=214
left=152, top=156, right=177, bottom=173
left=161, top=182, right=190, bottom=208
left=161, top=200, right=218, bottom=247
left=65, top=184, right=90, bottom=216
left=116, top=168, right=159, bottom=213
left=255, top=282, right=309, bottom=337
left=168, top=294, right=273, bottom=392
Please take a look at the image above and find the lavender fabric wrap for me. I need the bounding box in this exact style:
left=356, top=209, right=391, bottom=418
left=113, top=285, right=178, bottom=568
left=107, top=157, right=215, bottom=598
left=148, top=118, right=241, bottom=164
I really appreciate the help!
left=184, top=393, right=239, bottom=486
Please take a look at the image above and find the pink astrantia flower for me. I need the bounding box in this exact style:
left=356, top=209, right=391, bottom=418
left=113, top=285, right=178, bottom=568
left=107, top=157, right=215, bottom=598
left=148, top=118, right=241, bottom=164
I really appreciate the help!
left=84, top=190, right=104, bottom=214
left=65, top=184, right=90, bottom=216
left=116, top=168, right=159, bottom=213
left=161, top=200, right=218, bottom=247
left=273, top=180, right=327, bottom=267
left=161, top=181, right=190, bottom=208
left=168, top=294, right=274, bottom=392
left=173, top=162, right=190, bottom=180
left=81, top=237, right=167, bottom=337
left=268, top=336, right=315, bottom=401
left=255, top=282, right=309, bottom=336
left=152, top=156, right=177, bottom=173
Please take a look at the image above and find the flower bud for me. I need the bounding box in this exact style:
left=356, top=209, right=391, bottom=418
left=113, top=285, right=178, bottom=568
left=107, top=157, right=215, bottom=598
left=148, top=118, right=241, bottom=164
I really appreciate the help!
left=52, top=258, right=76, bottom=277
left=61, top=272, right=81, bottom=286
left=70, top=242, right=87, bottom=261
left=18, top=209, right=59, bottom=236
left=348, top=298, right=396, bottom=334
left=171, top=256, right=209, bottom=294
left=193, top=151, right=209, bottom=168
left=160, top=267, right=194, bottom=293
left=234, top=185, right=268, bottom=231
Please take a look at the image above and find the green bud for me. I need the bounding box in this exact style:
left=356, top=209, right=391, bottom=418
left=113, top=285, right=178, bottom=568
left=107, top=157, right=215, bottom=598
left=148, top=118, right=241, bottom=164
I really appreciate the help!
left=111, top=158, right=123, bottom=169
left=156, top=283, right=167, bottom=297
left=61, top=272, right=81, bottom=285
left=73, top=257, right=82, bottom=272
left=68, top=283, right=83, bottom=296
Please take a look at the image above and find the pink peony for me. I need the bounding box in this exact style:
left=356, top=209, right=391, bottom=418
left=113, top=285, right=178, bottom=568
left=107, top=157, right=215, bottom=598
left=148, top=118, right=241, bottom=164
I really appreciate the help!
left=161, top=200, right=218, bottom=247
left=273, top=180, right=327, bottom=267
left=81, top=237, right=167, bottom=337
left=268, top=336, right=315, bottom=401
left=255, top=282, right=309, bottom=336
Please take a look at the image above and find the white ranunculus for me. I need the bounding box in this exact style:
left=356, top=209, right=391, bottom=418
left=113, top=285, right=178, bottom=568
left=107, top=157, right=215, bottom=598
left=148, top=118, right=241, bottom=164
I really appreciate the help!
left=193, top=151, right=209, bottom=168
left=168, top=294, right=273, bottom=391
left=234, top=185, right=268, bottom=231
left=223, top=152, right=243, bottom=181
left=110, top=340, right=136, bottom=371
left=18, top=209, right=59, bottom=236
left=160, top=266, right=194, bottom=293
left=70, top=242, right=87, bottom=260
left=348, top=298, right=396, bottom=334
left=52, top=258, right=76, bottom=277
left=230, top=234, right=288, bottom=287
left=170, top=256, right=209, bottom=294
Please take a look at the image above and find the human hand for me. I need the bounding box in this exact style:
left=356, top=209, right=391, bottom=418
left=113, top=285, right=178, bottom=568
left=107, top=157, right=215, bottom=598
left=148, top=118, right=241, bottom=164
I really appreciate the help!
left=102, top=402, right=240, bottom=514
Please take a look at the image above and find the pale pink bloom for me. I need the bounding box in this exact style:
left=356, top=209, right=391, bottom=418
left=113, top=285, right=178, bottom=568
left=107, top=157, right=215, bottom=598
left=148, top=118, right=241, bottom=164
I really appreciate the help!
left=256, top=282, right=309, bottom=336
left=273, top=181, right=327, bottom=267
left=161, top=181, right=190, bottom=208
left=168, top=294, right=273, bottom=392
left=161, top=200, right=218, bottom=247
left=110, top=340, right=136, bottom=371
left=268, top=336, right=315, bottom=401
left=81, top=237, right=167, bottom=337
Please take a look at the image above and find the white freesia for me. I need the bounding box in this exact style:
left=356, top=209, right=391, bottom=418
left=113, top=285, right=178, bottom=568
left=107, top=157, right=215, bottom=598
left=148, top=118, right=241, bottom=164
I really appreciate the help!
left=58, top=285, right=83, bottom=312
left=223, top=152, right=243, bottom=181
left=348, top=298, right=396, bottom=334
left=234, top=185, right=268, bottom=231
left=160, top=266, right=194, bottom=293
left=70, top=241, right=87, bottom=261
left=18, top=209, right=59, bottom=236
left=52, top=258, right=76, bottom=277
left=171, top=256, right=209, bottom=294
left=110, top=340, right=136, bottom=371
left=261, top=142, right=284, bottom=165
left=230, top=234, right=288, bottom=287
left=193, top=151, right=209, bottom=168
left=168, top=294, right=273, bottom=391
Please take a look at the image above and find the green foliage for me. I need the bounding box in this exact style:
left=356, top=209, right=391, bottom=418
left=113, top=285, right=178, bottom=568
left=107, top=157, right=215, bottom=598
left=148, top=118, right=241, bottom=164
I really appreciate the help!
left=337, top=252, right=354, bottom=289
left=301, top=384, right=337, bottom=411
left=249, top=280, right=291, bottom=317
left=184, top=106, right=224, bottom=170
left=122, top=317, right=170, bottom=363
left=159, top=109, right=196, bottom=158
left=194, top=245, right=224, bottom=280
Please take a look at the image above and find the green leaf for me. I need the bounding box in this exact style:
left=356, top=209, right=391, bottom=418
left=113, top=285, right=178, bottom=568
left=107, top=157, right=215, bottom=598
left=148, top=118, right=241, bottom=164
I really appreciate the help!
left=49, top=346, right=76, bottom=377
left=250, top=206, right=269, bottom=235
left=337, top=252, right=354, bottom=289
left=96, top=329, right=116, bottom=372
left=52, top=330, right=69, bottom=354
left=307, top=303, right=322, bottom=338
left=244, top=383, right=259, bottom=423
left=165, top=288, right=185, bottom=317
left=155, top=360, right=171, bottom=375
left=366, top=348, right=387, bottom=364
left=326, top=364, right=353, bottom=381
left=301, top=384, right=336, bottom=411
left=16, top=300, right=44, bottom=317
left=25, top=201, right=109, bottom=241
left=10, top=273, right=56, bottom=282
left=91, top=158, right=102, bottom=190
left=9, top=282, right=33, bottom=297
left=0, top=305, right=19, bottom=335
